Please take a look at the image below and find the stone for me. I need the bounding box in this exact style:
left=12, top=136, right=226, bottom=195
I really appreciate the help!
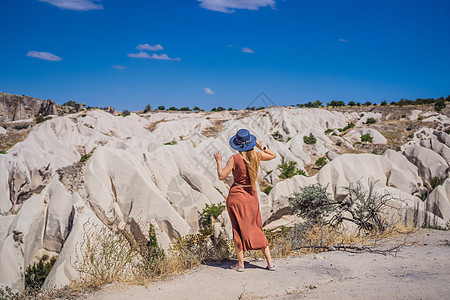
left=345, top=128, right=387, bottom=144
left=426, top=179, right=450, bottom=220
left=403, top=145, right=449, bottom=179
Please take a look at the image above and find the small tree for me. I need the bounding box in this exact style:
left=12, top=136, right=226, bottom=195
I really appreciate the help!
left=361, top=134, right=373, bottom=143
left=315, top=157, right=327, bottom=168
left=342, top=122, right=355, bottom=131
left=435, top=98, right=446, bottom=112
left=158, top=106, right=165, bottom=110
left=289, top=183, right=333, bottom=223
left=63, top=100, right=77, bottom=107
left=200, top=203, right=226, bottom=235
left=365, top=117, right=376, bottom=124
left=303, top=133, right=317, bottom=145
left=193, top=106, right=200, bottom=111
left=278, top=158, right=307, bottom=178
left=290, top=180, right=401, bottom=234
left=35, top=115, right=46, bottom=124
left=144, top=104, right=152, bottom=113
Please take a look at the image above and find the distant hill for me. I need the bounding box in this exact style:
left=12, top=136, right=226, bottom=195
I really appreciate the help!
left=0, top=92, right=85, bottom=121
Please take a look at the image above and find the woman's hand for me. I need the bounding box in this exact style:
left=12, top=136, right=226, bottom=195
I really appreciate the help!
left=256, top=140, right=263, bottom=150
left=213, top=151, right=222, bottom=162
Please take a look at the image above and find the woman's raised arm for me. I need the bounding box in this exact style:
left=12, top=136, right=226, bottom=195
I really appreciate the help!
left=213, top=152, right=234, bottom=180
left=255, top=140, right=276, bottom=161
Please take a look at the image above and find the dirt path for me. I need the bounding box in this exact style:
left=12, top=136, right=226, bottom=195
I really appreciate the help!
left=85, top=229, right=450, bottom=300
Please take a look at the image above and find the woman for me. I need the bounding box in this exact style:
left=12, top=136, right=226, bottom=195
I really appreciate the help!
left=213, top=128, right=277, bottom=272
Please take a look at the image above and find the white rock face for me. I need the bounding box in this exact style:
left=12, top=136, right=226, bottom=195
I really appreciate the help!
left=0, top=106, right=448, bottom=292
left=345, top=128, right=387, bottom=144
left=426, top=179, right=450, bottom=221
left=403, top=145, right=449, bottom=179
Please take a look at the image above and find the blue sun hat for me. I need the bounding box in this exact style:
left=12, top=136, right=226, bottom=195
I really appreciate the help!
left=229, top=129, right=257, bottom=151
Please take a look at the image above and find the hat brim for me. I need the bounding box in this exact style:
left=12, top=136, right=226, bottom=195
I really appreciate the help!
left=229, top=134, right=257, bottom=151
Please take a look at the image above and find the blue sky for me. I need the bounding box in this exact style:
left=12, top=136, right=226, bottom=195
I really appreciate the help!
left=1, top=0, right=449, bottom=111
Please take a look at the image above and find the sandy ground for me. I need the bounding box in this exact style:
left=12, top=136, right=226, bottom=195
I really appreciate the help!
left=84, top=229, right=450, bottom=300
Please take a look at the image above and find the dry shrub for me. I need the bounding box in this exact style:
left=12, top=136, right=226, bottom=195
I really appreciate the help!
left=74, top=224, right=140, bottom=288
left=72, top=222, right=233, bottom=292
left=168, top=234, right=233, bottom=271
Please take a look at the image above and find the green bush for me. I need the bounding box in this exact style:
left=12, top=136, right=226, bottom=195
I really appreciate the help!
left=315, top=157, right=327, bottom=168
left=142, top=224, right=165, bottom=272
left=324, top=129, right=334, bottom=134
left=303, top=133, right=317, bottom=145
left=361, top=134, right=373, bottom=143
left=435, top=98, right=446, bottom=112
left=158, top=106, right=165, bottom=110
left=25, top=255, right=57, bottom=293
left=365, top=117, right=376, bottom=124
left=290, top=180, right=400, bottom=233
left=430, top=177, right=446, bottom=189
left=35, top=115, right=46, bottom=124
left=144, top=104, right=152, bottom=113
left=0, top=150, right=6, bottom=154
left=121, top=110, right=131, bottom=117
left=200, top=202, right=226, bottom=235
left=80, top=154, right=91, bottom=162
left=263, top=186, right=273, bottom=195
left=342, top=122, right=355, bottom=131
left=278, top=158, right=307, bottom=178
left=63, top=100, right=77, bottom=107
left=289, top=183, right=333, bottom=222
left=271, top=131, right=284, bottom=142
left=164, top=140, right=177, bottom=145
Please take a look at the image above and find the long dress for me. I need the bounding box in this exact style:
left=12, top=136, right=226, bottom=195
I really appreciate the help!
left=226, top=153, right=269, bottom=251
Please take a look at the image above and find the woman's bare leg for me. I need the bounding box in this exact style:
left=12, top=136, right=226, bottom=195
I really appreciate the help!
left=235, top=245, right=244, bottom=267
left=261, top=246, right=274, bottom=267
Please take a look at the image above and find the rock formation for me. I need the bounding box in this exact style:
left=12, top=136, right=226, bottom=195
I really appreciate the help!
left=0, top=97, right=449, bottom=292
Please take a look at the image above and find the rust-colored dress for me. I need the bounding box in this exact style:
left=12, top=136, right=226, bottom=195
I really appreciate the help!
left=226, top=153, right=269, bottom=251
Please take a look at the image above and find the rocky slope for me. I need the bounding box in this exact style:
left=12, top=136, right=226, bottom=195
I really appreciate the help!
left=0, top=95, right=449, bottom=292
left=0, top=92, right=86, bottom=122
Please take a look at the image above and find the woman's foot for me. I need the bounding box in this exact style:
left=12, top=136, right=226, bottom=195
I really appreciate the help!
left=266, top=264, right=276, bottom=271
left=230, top=263, right=245, bottom=272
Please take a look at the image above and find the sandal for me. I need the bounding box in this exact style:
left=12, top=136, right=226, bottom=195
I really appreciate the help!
left=230, top=263, right=245, bottom=272
left=266, top=264, right=276, bottom=271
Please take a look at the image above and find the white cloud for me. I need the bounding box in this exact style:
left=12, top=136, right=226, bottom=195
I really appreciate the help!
left=112, top=65, right=125, bottom=69
left=199, top=0, right=275, bottom=13
left=39, top=0, right=103, bottom=11
left=204, top=88, right=214, bottom=95
left=151, top=54, right=180, bottom=61
left=26, top=51, right=62, bottom=61
left=136, top=44, right=164, bottom=51
left=127, top=52, right=180, bottom=61
left=338, top=38, right=348, bottom=42
left=127, top=52, right=151, bottom=58
left=241, top=47, right=254, bottom=53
